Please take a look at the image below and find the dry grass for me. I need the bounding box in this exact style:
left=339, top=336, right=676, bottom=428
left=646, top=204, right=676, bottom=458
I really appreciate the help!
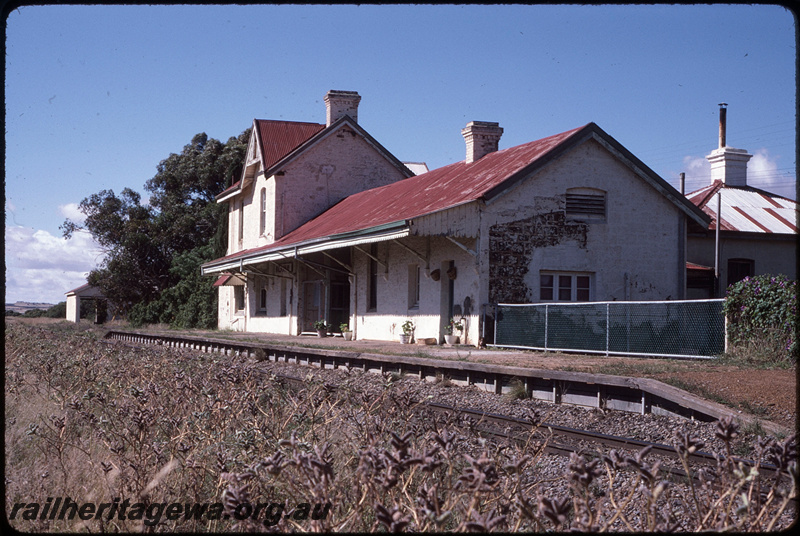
left=5, top=322, right=796, bottom=532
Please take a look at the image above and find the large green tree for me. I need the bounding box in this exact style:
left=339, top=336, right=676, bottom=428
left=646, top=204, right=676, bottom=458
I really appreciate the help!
left=62, top=130, right=249, bottom=327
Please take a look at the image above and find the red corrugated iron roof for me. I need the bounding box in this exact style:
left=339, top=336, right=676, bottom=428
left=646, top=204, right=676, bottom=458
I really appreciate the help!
left=205, top=125, right=587, bottom=266
left=212, top=275, right=232, bottom=287
left=203, top=121, right=711, bottom=272
left=686, top=181, right=797, bottom=233
left=686, top=262, right=714, bottom=271
left=217, top=180, right=242, bottom=199
left=255, top=120, right=326, bottom=171
left=270, top=125, right=588, bottom=245
left=215, top=121, right=326, bottom=200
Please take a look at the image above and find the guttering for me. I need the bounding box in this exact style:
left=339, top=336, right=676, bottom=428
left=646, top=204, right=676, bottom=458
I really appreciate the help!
left=201, top=220, right=409, bottom=275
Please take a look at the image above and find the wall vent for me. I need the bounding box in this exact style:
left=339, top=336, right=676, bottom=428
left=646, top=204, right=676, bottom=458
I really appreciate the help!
left=566, top=192, right=606, bottom=217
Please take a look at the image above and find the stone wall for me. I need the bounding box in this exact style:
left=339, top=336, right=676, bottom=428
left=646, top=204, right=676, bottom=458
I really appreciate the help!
left=488, top=209, right=587, bottom=303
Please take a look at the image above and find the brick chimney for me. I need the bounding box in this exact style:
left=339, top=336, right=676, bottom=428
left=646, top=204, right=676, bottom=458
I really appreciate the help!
left=461, top=121, right=503, bottom=163
left=706, top=104, right=752, bottom=187
left=324, top=90, right=361, bottom=126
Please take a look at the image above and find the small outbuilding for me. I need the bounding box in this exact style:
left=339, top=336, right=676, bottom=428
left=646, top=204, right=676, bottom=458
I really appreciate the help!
left=65, top=283, right=107, bottom=323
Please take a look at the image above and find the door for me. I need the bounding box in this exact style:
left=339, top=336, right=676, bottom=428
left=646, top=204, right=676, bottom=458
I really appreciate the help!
left=302, top=280, right=325, bottom=332
left=439, top=260, right=454, bottom=342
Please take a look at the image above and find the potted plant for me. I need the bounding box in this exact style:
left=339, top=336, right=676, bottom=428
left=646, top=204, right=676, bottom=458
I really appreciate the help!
left=400, top=320, right=415, bottom=344
left=444, top=317, right=463, bottom=345
left=313, top=320, right=328, bottom=338
left=340, top=322, right=353, bottom=341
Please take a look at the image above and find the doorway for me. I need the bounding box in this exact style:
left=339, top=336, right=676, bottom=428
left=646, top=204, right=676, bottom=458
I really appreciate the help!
left=439, top=260, right=454, bottom=342
left=302, top=280, right=325, bottom=332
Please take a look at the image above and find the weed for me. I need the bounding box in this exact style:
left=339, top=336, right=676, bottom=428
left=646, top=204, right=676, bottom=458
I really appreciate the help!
left=505, top=378, right=529, bottom=400
left=5, top=322, right=796, bottom=533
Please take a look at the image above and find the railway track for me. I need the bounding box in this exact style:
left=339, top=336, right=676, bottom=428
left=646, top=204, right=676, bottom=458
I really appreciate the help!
left=102, top=328, right=791, bottom=438
left=101, top=336, right=791, bottom=489
left=267, top=367, right=795, bottom=513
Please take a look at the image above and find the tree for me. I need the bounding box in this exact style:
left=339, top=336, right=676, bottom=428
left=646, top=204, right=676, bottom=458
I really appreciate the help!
left=62, top=130, right=249, bottom=326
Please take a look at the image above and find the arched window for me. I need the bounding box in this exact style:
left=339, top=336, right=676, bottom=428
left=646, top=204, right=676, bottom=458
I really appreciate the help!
left=260, top=286, right=268, bottom=312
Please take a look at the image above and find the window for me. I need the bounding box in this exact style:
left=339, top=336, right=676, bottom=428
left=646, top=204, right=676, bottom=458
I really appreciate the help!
left=234, top=285, right=245, bottom=312
left=408, top=264, right=420, bottom=309
left=260, top=188, right=267, bottom=236
left=238, top=199, right=244, bottom=243
left=540, top=272, right=592, bottom=302
left=259, top=284, right=267, bottom=313
left=727, top=258, right=754, bottom=288
left=566, top=188, right=606, bottom=221
left=368, top=244, right=378, bottom=311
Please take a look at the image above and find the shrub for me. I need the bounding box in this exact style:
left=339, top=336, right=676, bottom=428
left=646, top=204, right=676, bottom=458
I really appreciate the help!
left=723, top=274, right=797, bottom=362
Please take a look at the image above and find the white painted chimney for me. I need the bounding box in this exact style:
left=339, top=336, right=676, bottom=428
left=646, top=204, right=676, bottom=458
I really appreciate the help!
left=324, top=90, right=361, bottom=126
left=461, top=121, right=503, bottom=163
left=706, top=104, right=752, bottom=187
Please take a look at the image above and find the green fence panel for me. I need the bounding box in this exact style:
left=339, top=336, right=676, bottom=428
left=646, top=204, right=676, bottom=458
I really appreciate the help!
left=494, top=299, right=725, bottom=359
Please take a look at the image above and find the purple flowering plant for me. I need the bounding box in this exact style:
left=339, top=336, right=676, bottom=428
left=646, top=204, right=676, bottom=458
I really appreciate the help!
left=723, top=274, right=797, bottom=361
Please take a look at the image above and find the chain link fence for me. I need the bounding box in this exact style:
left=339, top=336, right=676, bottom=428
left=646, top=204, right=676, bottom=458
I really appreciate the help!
left=492, top=299, right=726, bottom=359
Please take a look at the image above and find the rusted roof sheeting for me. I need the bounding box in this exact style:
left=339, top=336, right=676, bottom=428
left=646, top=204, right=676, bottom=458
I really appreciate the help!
left=688, top=182, right=797, bottom=233
left=266, top=125, right=587, bottom=246
left=216, top=180, right=242, bottom=199
left=686, top=262, right=714, bottom=271
left=256, top=120, right=326, bottom=171
left=202, top=126, right=586, bottom=271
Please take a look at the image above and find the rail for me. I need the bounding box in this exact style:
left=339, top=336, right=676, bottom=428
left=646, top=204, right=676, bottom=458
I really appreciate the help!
left=101, top=329, right=787, bottom=437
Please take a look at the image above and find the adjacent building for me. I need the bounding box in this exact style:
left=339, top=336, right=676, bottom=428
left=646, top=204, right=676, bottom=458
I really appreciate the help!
left=684, top=104, right=797, bottom=298
left=202, top=90, right=710, bottom=344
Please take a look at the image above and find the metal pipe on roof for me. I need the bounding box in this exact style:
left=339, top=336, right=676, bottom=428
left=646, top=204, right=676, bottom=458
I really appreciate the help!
left=718, top=103, right=728, bottom=148
left=679, top=172, right=685, bottom=195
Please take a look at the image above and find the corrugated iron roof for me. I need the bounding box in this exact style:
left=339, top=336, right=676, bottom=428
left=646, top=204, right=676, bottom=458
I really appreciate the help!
left=267, top=125, right=588, bottom=245
left=686, top=181, right=797, bottom=233
left=203, top=124, right=594, bottom=270
left=203, top=122, right=710, bottom=273
left=216, top=180, right=242, bottom=199
left=686, top=262, right=714, bottom=271
left=255, top=120, right=326, bottom=171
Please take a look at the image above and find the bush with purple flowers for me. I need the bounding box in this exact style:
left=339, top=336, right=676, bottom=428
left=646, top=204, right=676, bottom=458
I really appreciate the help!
left=723, top=274, right=797, bottom=363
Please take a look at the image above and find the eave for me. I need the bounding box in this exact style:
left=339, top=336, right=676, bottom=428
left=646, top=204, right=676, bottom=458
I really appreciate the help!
left=201, top=220, right=409, bottom=275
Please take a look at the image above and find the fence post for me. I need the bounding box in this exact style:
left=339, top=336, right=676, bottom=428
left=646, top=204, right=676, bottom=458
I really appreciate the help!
left=606, top=303, right=610, bottom=356
left=493, top=308, right=498, bottom=346
left=544, top=304, right=549, bottom=351
left=724, top=312, right=729, bottom=354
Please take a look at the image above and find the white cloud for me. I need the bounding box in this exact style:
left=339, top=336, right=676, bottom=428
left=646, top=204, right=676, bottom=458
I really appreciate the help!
left=58, top=202, right=85, bottom=223
left=747, top=148, right=796, bottom=199
left=4, top=226, right=105, bottom=304
left=680, top=155, right=711, bottom=193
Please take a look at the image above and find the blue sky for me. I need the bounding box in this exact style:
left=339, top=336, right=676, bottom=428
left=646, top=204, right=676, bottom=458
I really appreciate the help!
left=4, top=3, right=796, bottom=303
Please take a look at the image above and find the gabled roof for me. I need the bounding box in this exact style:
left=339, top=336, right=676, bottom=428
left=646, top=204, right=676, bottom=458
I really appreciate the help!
left=65, top=283, right=104, bottom=298
left=216, top=116, right=411, bottom=202
left=216, top=120, right=325, bottom=201
left=686, top=181, right=797, bottom=234
left=256, top=120, right=327, bottom=171
left=202, top=122, right=710, bottom=274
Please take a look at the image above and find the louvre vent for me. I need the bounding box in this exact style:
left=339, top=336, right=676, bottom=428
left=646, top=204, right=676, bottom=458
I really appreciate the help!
left=566, top=193, right=606, bottom=217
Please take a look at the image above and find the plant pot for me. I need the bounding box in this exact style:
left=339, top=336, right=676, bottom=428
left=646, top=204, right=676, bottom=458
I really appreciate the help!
left=317, top=329, right=327, bottom=338
left=444, top=334, right=458, bottom=345
left=343, top=331, right=353, bottom=341
left=399, top=333, right=412, bottom=344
